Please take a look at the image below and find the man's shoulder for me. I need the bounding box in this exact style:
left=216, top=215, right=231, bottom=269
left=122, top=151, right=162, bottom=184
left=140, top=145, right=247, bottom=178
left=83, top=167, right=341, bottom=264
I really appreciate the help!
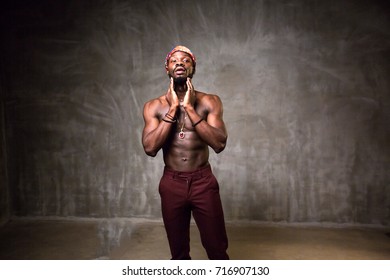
left=196, top=91, right=222, bottom=104
left=144, top=95, right=166, bottom=107
left=143, top=95, right=168, bottom=118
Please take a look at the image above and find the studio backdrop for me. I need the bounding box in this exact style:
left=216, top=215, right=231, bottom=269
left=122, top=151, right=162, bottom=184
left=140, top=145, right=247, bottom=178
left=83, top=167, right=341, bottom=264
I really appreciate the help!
left=0, top=0, right=389, bottom=225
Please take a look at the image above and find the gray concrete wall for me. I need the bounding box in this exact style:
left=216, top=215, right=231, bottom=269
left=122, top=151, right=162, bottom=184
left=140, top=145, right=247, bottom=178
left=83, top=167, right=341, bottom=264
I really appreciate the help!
left=1, top=0, right=389, bottom=224
left=0, top=38, right=10, bottom=224
left=0, top=100, right=10, bottom=225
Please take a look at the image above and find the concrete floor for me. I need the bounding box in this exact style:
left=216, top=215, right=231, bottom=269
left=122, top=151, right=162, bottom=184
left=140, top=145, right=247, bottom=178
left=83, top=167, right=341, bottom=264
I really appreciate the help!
left=0, top=218, right=389, bottom=260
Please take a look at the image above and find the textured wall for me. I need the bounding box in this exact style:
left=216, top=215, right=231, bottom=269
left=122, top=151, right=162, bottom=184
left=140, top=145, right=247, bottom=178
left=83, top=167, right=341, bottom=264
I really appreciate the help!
left=1, top=0, right=389, bottom=224
left=0, top=100, right=10, bottom=225
left=1, top=31, right=10, bottom=224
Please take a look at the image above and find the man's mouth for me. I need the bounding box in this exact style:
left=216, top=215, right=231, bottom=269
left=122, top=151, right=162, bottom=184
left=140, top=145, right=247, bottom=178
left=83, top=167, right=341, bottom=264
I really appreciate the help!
left=175, top=67, right=186, bottom=74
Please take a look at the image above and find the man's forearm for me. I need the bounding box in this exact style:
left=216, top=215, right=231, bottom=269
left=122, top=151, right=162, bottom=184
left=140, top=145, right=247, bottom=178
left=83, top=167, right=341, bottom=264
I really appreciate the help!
left=143, top=114, right=176, bottom=156
left=194, top=121, right=227, bottom=153
left=185, top=106, right=227, bottom=153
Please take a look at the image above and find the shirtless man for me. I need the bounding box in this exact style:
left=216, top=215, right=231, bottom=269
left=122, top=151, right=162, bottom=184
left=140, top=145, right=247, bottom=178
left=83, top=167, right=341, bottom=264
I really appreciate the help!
left=142, top=46, right=229, bottom=260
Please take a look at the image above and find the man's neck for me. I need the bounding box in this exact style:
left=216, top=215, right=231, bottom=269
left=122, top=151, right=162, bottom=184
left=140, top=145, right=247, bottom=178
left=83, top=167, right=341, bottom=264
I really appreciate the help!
left=175, top=84, right=187, bottom=98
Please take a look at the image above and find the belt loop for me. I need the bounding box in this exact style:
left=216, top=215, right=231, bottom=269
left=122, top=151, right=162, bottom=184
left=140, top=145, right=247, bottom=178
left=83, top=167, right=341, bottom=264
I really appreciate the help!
left=200, top=167, right=205, bottom=178
left=202, top=164, right=210, bottom=177
left=173, top=170, right=179, bottom=180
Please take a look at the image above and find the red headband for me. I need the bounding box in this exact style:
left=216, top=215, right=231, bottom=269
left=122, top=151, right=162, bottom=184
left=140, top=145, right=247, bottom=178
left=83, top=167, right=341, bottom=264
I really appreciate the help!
left=165, top=45, right=196, bottom=69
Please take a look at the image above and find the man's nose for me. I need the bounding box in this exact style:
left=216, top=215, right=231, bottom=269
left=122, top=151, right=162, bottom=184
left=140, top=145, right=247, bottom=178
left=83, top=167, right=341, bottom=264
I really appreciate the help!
left=175, top=61, right=184, bottom=67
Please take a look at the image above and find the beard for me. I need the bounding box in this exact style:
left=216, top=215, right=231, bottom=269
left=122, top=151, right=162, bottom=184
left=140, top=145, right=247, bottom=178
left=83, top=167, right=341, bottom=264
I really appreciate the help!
left=173, top=76, right=187, bottom=85
left=168, top=67, right=194, bottom=85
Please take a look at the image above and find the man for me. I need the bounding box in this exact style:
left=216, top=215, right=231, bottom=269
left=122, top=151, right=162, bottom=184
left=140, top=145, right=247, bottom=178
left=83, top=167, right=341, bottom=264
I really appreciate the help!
left=142, top=46, right=229, bottom=260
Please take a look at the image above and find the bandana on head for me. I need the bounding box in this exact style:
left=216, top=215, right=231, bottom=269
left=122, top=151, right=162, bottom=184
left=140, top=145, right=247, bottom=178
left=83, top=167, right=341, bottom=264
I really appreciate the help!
left=165, top=45, right=196, bottom=70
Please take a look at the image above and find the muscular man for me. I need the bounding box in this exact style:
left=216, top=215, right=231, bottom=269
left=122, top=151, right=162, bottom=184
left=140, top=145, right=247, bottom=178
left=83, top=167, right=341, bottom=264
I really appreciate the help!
left=142, top=46, right=229, bottom=260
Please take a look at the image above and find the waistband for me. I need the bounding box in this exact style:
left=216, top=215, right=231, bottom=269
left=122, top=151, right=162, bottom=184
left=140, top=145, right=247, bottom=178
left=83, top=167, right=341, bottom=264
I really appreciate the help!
left=163, top=164, right=212, bottom=179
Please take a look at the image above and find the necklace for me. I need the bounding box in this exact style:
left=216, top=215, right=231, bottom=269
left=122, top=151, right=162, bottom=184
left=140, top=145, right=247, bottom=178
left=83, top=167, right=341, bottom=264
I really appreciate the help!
left=179, top=111, right=186, bottom=139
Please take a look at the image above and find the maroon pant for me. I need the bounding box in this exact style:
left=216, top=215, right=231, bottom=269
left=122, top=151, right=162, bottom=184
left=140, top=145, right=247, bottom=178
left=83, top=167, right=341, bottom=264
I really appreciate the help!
left=159, top=165, right=229, bottom=260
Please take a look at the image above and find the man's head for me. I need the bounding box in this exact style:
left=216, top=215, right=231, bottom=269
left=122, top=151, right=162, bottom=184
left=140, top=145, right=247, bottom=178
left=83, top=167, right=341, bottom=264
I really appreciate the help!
left=165, top=45, right=196, bottom=84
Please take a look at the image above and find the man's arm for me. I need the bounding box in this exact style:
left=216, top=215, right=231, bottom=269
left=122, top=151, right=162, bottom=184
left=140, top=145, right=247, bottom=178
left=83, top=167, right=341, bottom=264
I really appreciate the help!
left=185, top=94, right=228, bottom=153
left=142, top=79, right=181, bottom=157
left=142, top=99, right=176, bottom=157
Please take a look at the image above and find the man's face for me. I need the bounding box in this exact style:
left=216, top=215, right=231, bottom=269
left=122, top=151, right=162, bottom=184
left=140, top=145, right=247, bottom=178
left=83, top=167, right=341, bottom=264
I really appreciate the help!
left=166, top=51, right=195, bottom=83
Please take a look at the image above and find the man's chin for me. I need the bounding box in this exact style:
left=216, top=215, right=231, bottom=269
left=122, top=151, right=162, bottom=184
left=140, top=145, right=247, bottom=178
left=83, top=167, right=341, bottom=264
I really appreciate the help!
left=173, top=76, right=187, bottom=85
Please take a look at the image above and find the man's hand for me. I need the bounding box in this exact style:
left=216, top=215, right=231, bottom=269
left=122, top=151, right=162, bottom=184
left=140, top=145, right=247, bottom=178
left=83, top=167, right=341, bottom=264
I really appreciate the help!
left=165, top=77, right=180, bottom=109
left=183, top=78, right=196, bottom=109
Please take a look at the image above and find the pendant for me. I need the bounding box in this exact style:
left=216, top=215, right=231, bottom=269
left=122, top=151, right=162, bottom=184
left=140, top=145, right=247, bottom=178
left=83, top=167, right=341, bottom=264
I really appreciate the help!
left=179, top=131, right=185, bottom=139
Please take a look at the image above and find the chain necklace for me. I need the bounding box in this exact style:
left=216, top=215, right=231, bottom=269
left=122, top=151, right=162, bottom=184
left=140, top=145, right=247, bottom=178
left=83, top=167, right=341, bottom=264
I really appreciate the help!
left=178, top=110, right=186, bottom=139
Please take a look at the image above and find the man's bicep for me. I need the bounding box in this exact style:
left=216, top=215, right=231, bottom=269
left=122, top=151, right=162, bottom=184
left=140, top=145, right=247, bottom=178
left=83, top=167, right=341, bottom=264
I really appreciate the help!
left=206, top=96, right=226, bottom=129
left=142, top=102, right=160, bottom=136
left=207, top=112, right=226, bottom=133
left=143, top=116, right=160, bottom=135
